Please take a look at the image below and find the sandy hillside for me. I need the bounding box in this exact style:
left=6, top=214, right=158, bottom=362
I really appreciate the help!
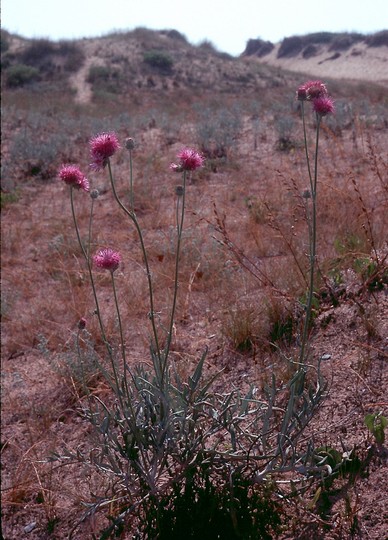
left=259, top=41, right=388, bottom=83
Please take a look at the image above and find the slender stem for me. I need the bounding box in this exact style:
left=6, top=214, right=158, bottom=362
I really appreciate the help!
left=111, top=272, right=130, bottom=395
left=71, top=189, right=107, bottom=347
left=301, top=102, right=313, bottom=193
left=76, top=328, right=89, bottom=394
left=107, top=160, right=162, bottom=363
left=128, top=148, right=134, bottom=212
left=299, top=115, right=321, bottom=367
left=110, top=276, right=148, bottom=463
left=70, top=187, right=87, bottom=261
left=176, top=191, right=182, bottom=235
left=87, top=197, right=95, bottom=259
left=163, top=173, right=187, bottom=381
left=70, top=188, right=120, bottom=394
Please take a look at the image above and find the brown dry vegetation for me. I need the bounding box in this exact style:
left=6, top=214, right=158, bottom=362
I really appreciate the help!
left=1, top=28, right=387, bottom=539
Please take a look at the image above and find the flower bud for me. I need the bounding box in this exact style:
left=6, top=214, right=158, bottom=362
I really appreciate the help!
left=175, top=185, right=184, bottom=197
left=78, top=317, right=87, bottom=330
left=125, top=137, right=135, bottom=150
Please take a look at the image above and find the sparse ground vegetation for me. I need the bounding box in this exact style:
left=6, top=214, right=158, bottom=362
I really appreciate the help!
left=1, top=29, right=387, bottom=539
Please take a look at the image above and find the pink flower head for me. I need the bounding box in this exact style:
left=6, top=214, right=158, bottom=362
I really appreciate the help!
left=297, top=80, right=328, bottom=101
left=170, top=148, right=204, bottom=172
left=89, top=132, right=120, bottom=171
left=59, top=164, right=90, bottom=192
left=312, top=96, right=335, bottom=117
left=93, top=248, right=121, bottom=273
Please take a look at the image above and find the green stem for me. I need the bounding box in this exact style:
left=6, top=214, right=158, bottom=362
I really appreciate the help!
left=87, top=197, right=95, bottom=260
left=76, top=328, right=90, bottom=400
left=128, top=148, right=134, bottom=212
left=110, top=274, right=148, bottom=463
left=107, top=160, right=162, bottom=363
left=301, top=102, right=313, bottom=194
left=70, top=187, right=87, bottom=261
left=111, top=272, right=130, bottom=395
left=162, top=173, right=187, bottom=382
left=71, top=189, right=106, bottom=346
left=299, top=115, right=321, bottom=367
left=70, top=188, right=121, bottom=395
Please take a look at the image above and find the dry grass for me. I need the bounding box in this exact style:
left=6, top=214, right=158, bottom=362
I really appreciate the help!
left=1, top=29, right=387, bottom=538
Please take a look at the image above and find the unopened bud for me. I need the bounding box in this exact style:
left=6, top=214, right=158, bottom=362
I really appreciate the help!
left=90, top=189, right=100, bottom=199
left=125, top=138, right=135, bottom=150
left=175, top=185, right=184, bottom=197
left=78, top=317, right=87, bottom=330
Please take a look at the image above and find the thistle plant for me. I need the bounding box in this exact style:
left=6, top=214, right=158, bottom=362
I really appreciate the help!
left=296, top=80, right=335, bottom=368
left=55, top=82, right=335, bottom=538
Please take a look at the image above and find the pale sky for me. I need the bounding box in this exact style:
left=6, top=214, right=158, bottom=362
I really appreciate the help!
left=2, top=0, right=387, bottom=56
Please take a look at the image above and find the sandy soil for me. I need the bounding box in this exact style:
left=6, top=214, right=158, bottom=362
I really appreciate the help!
left=255, top=42, right=388, bottom=84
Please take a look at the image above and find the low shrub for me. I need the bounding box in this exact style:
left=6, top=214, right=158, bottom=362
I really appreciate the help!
left=160, top=29, right=188, bottom=42
left=13, top=38, right=84, bottom=77
left=302, top=32, right=335, bottom=45
left=88, top=64, right=121, bottom=84
left=5, top=63, right=40, bottom=87
left=328, top=33, right=363, bottom=52
left=143, top=50, right=174, bottom=72
left=243, top=38, right=274, bottom=57
left=365, top=30, right=388, bottom=47
left=274, top=115, right=296, bottom=151
left=302, top=44, right=319, bottom=58
left=20, top=38, right=56, bottom=67
left=57, top=41, right=85, bottom=72
left=195, top=105, right=242, bottom=160
left=277, top=36, right=304, bottom=58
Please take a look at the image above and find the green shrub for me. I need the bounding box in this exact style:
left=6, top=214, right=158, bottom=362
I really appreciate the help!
left=334, top=232, right=367, bottom=256
left=16, top=38, right=84, bottom=76
left=222, top=307, right=258, bottom=352
left=302, top=32, right=335, bottom=45
left=87, top=65, right=114, bottom=83
left=269, top=312, right=294, bottom=346
left=20, top=38, right=56, bottom=67
left=277, top=36, right=304, bottom=58
left=328, top=33, right=363, bottom=52
left=7, top=120, right=68, bottom=179
left=275, top=116, right=296, bottom=151
left=160, top=29, right=188, bottom=42
left=0, top=190, right=20, bottom=208
left=57, top=41, right=85, bottom=72
left=87, top=65, right=123, bottom=95
left=244, top=38, right=274, bottom=57
left=366, top=30, right=388, bottom=47
left=143, top=50, right=174, bottom=72
left=195, top=105, right=242, bottom=159
left=278, top=32, right=363, bottom=58
left=6, top=63, right=40, bottom=87
left=302, top=44, right=319, bottom=58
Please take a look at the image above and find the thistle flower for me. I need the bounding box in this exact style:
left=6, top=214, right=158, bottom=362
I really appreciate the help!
left=59, top=164, right=89, bottom=192
left=170, top=148, right=204, bottom=172
left=89, top=132, right=121, bottom=171
left=93, top=248, right=121, bottom=273
left=312, top=96, right=335, bottom=117
left=297, top=80, right=328, bottom=101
